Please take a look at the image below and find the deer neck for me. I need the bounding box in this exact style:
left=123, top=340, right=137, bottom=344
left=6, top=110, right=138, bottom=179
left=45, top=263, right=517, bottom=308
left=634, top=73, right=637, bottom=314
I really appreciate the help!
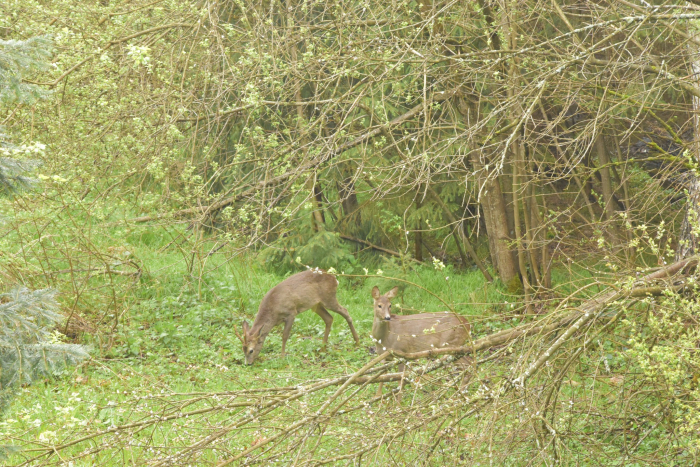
left=372, top=317, right=390, bottom=342
left=251, top=312, right=275, bottom=342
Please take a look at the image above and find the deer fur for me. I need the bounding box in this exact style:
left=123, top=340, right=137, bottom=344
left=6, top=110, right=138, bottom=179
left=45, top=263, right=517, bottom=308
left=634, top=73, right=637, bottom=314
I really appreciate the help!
left=371, top=286, right=471, bottom=394
left=237, top=269, right=360, bottom=365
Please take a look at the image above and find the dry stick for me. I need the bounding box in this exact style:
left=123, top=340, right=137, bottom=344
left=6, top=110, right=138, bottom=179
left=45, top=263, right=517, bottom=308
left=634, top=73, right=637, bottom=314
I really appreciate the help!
left=146, top=375, right=366, bottom=467
left=21, top=260, right=695, bottom=463
left=338, top=234, right=423, bottom=263
left=315, top=389, right=489, bottom=465
left=512, top=301, right=610, bottom=387
left=293, top=366, right=390, bottom=463
left=213, top=351, right=391, bottom=467
left=21, top=359, right=396, bottom=465
left=512, top=256, right=698, bottom=387
left=540, top=300, right=629, bottom=445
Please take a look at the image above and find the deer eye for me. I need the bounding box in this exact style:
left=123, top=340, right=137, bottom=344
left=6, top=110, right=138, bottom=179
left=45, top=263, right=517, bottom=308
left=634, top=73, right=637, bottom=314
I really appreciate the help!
left=249, top=349, right=254, bottom=354
left=378, top=304, right=382, bottom=308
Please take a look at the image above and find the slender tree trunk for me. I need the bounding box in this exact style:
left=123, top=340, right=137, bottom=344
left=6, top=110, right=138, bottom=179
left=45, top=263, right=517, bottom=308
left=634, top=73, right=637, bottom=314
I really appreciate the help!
left=595, top=134, right=615, bottom=221
left=677, top=17, right=700, bottom=261
left=414, top=195, right=423, bottom=262
left=595, top=132, right=623, bottom=247
left=337, top=176, right=361, bottom=227
left=678, top=177, right=700, bottom=260
left=313, top=181, right=325, bottom=225
left=525, top=167, right=542, bottom=289
left=538, top=193, right=552, bottom=289
left=504, top=6, right=529, bottom=297
left=613, top=133, right=636, bottom=265
left=503, top=170, right=516, bottom=241
left=336, top=174, right=361, bottom=243
left=512, top=142, right=532, bottom=302
left=538, top=101, right=599, bottom=223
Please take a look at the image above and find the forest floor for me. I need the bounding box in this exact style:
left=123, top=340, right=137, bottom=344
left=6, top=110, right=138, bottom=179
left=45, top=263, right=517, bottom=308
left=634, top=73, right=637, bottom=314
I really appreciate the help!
left=1, top=231, right=536, bottom=464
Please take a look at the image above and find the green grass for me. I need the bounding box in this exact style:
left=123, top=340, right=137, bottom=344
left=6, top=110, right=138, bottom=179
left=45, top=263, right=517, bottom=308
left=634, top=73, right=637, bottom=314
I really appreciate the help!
left=3, top=224, right=677, bottom=465
left=0, top=228, right=512, bottom=464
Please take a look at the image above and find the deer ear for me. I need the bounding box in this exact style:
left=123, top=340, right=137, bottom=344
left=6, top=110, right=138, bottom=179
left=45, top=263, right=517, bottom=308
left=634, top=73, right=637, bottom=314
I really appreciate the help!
left=386, top=287, right=399, bottom=299
left=242, top=321, right=250, bottom=336
left=371, top=286, right=381, bottom=300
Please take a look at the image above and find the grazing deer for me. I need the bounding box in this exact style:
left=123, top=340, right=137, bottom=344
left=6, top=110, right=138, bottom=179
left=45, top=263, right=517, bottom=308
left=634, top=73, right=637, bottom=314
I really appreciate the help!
left=236, top=269, right=360, bottom=365
left=371, top=286, right=471, bottom=394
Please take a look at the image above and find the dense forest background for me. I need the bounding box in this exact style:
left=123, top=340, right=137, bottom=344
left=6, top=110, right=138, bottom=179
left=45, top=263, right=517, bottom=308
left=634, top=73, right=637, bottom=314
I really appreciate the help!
left=2, top=0, right=700, bottom=465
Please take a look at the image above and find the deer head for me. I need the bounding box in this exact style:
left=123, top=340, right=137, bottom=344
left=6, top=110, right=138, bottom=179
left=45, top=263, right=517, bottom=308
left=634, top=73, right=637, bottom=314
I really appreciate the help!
left=240, top=321, right=264, bottom=365
left=371, top=286, right=398, bottom=321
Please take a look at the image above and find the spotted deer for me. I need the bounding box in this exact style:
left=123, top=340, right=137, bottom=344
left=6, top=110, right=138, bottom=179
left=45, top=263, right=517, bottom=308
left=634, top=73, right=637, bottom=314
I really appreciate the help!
left=236, top=269, right=360, bottom=365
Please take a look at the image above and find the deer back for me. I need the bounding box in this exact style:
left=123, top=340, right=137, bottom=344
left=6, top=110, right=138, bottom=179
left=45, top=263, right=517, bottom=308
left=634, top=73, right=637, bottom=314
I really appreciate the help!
left=373, top=312, right=471, bottom=354
left=256, top=269, right=340, bottom=327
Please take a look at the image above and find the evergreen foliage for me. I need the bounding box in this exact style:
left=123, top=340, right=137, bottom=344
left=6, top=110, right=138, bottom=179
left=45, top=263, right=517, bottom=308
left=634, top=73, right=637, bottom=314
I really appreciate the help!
left=0, top=288, right=89, bottom=398
left=0, top=36, right=52, bottom=105
left=0, top=288, right=88, bottom=460
left=0, top=35, right=87, bottom=426
left=0, top=35, right=52, bottom=194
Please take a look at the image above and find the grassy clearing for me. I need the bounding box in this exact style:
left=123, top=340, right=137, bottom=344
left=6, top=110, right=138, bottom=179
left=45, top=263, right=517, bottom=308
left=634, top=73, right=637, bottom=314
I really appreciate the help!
left=0, top=228, right=513, bottom=464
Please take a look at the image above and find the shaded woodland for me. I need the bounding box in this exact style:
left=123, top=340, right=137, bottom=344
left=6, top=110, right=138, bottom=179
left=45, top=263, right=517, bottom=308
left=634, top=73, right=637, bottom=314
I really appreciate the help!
left=2, top=0, right=700, bottom=465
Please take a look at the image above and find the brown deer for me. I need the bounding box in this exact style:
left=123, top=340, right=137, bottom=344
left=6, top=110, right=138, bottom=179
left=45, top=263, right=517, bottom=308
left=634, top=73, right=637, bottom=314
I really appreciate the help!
left=236, top=269, right=360, bottom=365
left=371, top=286, right=471, bottom=394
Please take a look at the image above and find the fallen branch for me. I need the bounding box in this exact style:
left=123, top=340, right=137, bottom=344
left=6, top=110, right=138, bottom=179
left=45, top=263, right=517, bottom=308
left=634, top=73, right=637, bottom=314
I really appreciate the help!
left=338, top=234, right=422, bottom=262
left=16, top=256, right=697, bottom=465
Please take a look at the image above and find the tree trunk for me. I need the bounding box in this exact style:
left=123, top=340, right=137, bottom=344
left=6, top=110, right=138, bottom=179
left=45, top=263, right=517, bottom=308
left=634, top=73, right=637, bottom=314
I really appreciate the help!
left=414, top=196, right=423, bottom=262
left=595, top=135, right=615, bottom=222
left=471, top=153, right=519, bottom=289
left=313, top=182, right=325, bottom=225
left=677, top=19, right=700, bottom=261
left=512, top=142, right=532, bottom=302
left=337, top=175, right=361, bottom=229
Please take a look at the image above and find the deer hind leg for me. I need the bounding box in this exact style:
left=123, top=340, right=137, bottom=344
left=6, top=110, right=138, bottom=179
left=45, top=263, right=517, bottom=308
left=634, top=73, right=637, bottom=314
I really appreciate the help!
left=324, top=298, right=360, bottom=345
left=281, top=316, right=295, bottom=357
left=376, top=381, right=383, bottom=397
left=312, top=305, right=334, bottom=350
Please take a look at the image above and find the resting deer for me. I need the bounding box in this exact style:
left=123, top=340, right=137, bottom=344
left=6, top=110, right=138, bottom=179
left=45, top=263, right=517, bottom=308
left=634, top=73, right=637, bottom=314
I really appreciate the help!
left=371, top=286, right=471, bottom=394
left=236, top=269, right=360, bottom=365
